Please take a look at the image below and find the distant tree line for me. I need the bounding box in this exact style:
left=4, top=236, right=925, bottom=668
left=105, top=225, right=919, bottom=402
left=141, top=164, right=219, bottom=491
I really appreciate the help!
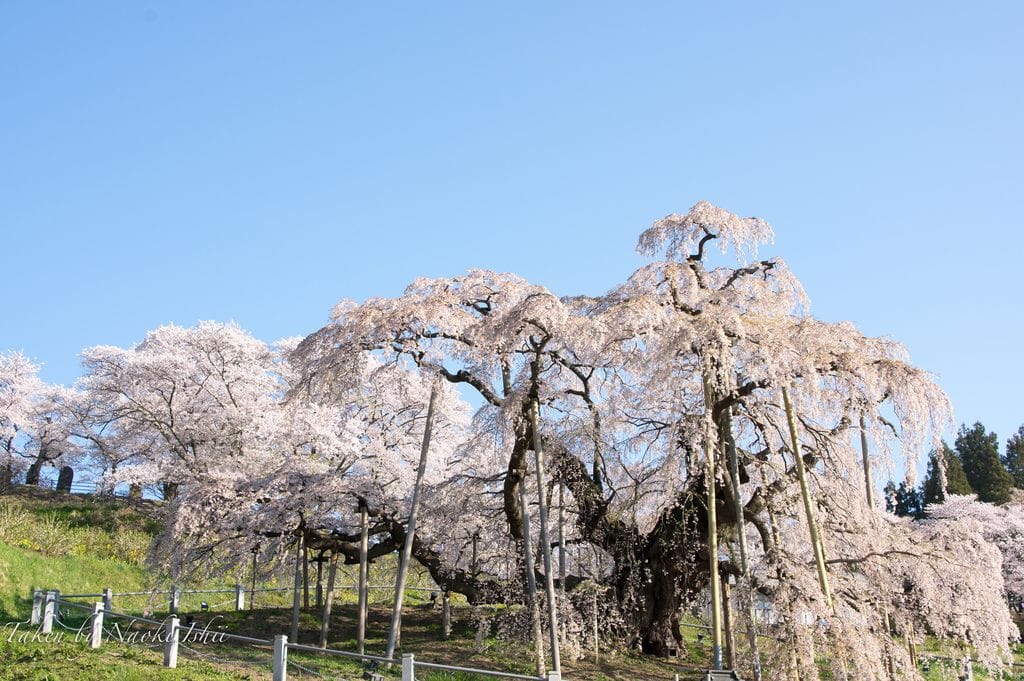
left=886, top=422, right=1024, bottom=517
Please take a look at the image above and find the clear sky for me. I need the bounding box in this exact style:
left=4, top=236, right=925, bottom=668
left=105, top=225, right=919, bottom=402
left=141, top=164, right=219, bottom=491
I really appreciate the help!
left=2, top=2, right=1022, bottom=466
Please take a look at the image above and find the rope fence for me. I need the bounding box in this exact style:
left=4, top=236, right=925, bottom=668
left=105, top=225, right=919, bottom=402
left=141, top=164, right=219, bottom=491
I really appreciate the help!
left=31, top=589, right=559, bottom=681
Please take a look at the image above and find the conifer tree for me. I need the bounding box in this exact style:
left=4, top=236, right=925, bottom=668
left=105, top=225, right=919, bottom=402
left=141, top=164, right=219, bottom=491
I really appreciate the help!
left=885, top=480, right=924, bottom=518
left=1003, top=425, right=1024, bottom=490
left=956, top=423, right=1013, bottom=504
left=921, top=443, right=973, bottom=506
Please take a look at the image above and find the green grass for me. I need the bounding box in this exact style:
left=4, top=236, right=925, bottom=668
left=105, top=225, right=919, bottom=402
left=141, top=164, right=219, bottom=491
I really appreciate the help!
left=1, top=487, right=1020, bottom=680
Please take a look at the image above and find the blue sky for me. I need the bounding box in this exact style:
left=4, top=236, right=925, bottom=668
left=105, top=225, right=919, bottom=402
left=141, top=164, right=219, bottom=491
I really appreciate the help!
left=2, top=2, right=1022, bottom=464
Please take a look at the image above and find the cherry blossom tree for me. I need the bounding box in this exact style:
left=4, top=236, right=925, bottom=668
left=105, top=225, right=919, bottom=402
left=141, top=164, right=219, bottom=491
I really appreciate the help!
left=52, top=202, right=1019, bottom=678
left=927, top=494, right=1024, bottom=600
left=291, top=201, right=1019, bottom=678
left=0, top=351, right=43, bottom=488
left=0, top=352, right=80, bottom=488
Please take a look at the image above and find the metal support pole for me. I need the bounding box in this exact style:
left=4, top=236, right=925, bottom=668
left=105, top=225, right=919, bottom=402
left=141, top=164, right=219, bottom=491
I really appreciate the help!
left=163, top=616, right=179, bottom=668
left=90, top=602, right=104, bottom=649
left=272, top=634, right=288, bottom=681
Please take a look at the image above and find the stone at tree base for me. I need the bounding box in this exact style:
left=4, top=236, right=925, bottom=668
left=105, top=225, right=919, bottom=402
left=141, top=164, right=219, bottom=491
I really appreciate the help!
left=56, top=466, right=74, bottom=492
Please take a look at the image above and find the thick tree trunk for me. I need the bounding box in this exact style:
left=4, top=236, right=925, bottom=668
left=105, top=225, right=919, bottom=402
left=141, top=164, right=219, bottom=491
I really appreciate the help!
left=25, top=458, right=44, bottom=486
left=0, top=461, right=12, bottom=493
left=162, top=481, right=179, bottom=501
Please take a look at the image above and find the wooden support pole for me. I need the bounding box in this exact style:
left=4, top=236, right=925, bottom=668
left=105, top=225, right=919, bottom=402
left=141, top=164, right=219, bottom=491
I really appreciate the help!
left=782, top=386, right=834, bottom=611
left=703, top=374, right=723, bottom=670
left=385, top=380, right=439, bottom=661
left=520, top=464, right=546, bottom=678
left=442, top=591, right=451, bottom=639
left=859, top=413, right=875, bottom=508
left=318, top=551, right=339, bottom=648
left=303, top=544, right=310, bottom=609
left=558, top=482, right=567, bottom=646
left=591, top=552, right=599, bottom=663
left=723, top=406, right=763, bottom=681
left=250, top=546, right=258, bottom=611
left=529, top=400, right=561, bottom=674
left=357, top=502, right=369, bottom=655
left=315, top=551, right=324, bottom=609
left=722, top=579, right=736, bottom=669
left=290, top=532, right=304, bottom=643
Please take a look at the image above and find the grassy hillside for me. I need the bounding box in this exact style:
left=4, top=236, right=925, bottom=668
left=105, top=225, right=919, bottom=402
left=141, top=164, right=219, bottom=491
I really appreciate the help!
left=0, top=488, right=1020, bottom=681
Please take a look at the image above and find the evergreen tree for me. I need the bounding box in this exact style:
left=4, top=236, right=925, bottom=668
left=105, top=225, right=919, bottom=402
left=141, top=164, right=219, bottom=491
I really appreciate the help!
left=1003, top=425, right=1024, bottom=489
left=885, top=480, right=924, bottom=518
left=955, top=422, right=1013, bottom=504
left=921, top=442, right=973, bottom=506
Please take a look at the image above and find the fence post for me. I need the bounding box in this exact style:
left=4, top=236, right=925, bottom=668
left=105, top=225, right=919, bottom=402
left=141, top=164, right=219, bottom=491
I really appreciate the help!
left=547, top=672, right=562, bottom=681
left=235, top=583, right=245, bottom=611
left=163, top=615, right=179, bottom=668
left=169, top=585, right=180, bottom=615
left=103, top=588, right=112, bottom=613
left=30, top=590, right=42, bottom=625
left=41, top=591, right=56, bottom=634
left=273, top=634, right=288, bottom=681
left=442, top=591, right=451, bottom=639
left=90, top=602, right=104, bottom=649
left=401, top=653, right=414, bottom=681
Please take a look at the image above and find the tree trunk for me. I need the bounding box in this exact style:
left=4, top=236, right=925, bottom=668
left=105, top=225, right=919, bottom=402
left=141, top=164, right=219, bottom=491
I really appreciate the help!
left=162, top=481, right=179, bottom=502
left=25, top=458, right=44, bottom=486
left=1, top=461, right=14, bottom=493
